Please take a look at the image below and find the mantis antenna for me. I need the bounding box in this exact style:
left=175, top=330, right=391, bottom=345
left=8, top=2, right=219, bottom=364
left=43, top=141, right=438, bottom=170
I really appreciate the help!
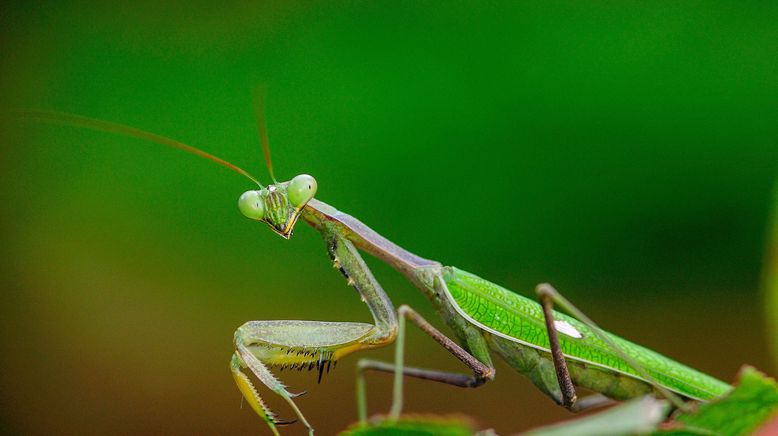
left=252, top=86, right=278, bottom=183
left=14, top=110, right=264, bottom=187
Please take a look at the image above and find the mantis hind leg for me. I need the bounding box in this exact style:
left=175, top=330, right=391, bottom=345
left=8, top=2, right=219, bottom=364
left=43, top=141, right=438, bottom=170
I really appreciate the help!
left=536, top=284, right=578, bottom=409
left=535, top=283, right=688, bottom=411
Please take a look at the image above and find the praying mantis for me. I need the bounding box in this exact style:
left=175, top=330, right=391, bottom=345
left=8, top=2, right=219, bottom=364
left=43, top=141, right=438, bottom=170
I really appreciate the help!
left=18, top=107, right=732, bottom=435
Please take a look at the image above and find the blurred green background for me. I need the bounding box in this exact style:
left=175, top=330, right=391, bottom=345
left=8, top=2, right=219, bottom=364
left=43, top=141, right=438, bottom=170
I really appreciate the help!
left=2, top=2, right=777, bottom=435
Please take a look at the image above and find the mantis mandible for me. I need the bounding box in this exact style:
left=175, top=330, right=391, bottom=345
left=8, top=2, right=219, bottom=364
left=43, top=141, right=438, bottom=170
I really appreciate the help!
left=18, top=107, right=732, bottom=435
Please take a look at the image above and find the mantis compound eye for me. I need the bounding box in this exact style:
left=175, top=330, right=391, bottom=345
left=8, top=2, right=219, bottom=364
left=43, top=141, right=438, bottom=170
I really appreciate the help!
left=238, top=190, right=266, bottom=220
left=287, top=174, right=317, bottom=207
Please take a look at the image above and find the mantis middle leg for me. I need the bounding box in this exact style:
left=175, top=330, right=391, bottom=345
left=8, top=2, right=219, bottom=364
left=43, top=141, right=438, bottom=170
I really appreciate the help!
left=356, top=275, right=495, bottom=422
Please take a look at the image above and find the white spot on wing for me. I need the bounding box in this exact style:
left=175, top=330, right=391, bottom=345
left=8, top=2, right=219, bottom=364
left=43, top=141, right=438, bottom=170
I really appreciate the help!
left=554, top=320, right=583, bottom=338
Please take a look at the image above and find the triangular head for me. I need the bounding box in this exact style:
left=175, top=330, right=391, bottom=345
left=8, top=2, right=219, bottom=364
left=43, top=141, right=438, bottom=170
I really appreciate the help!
left=238, top=174, right=317, bottom=239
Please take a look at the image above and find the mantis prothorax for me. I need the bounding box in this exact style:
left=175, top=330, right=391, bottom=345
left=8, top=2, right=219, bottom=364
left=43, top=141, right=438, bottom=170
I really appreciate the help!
left=18, top=107, right=732, bottom=436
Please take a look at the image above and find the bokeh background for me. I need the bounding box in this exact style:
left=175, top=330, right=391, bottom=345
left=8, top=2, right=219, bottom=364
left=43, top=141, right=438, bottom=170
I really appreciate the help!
left=2, top=2, right=777, bottom=435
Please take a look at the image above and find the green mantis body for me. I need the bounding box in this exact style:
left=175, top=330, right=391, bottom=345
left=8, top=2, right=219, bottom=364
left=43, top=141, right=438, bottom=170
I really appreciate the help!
left=233, top=176, right=731, bottom=434
left=20, top=110, right=732, bottom=435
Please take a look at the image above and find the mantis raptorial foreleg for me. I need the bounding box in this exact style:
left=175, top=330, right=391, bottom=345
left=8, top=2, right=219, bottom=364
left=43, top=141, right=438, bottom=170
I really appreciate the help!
left=230, top=225, right=399, bottom=435
left=233, top=320, right=381, bottom=435
left=323, top=224, right=398, bottom=342
left=231, top=334, right=310, bottom=434
left=230, top=354, right=287, bottom=436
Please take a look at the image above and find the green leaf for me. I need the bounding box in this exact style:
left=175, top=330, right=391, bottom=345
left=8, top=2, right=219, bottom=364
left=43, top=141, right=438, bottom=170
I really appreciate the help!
left=339, top=415, right=481, bottom=436
left=520, top=396, right=671, bottom=436
left=658, top=366, right=778, bottom=435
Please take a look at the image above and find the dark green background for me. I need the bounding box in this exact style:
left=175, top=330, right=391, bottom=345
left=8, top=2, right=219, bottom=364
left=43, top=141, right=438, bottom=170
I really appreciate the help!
left=2, top=2, right=776, bottom=434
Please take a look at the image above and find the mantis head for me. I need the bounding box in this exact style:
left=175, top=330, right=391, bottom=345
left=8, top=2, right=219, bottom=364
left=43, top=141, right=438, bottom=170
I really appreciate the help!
left=238, top=174, right=318, bottom=239
left=237, top=89, right=320, bottom=239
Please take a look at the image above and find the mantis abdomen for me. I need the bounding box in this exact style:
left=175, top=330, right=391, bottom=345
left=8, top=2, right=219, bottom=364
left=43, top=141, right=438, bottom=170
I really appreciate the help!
left=441, top=267, right=731, bottom=402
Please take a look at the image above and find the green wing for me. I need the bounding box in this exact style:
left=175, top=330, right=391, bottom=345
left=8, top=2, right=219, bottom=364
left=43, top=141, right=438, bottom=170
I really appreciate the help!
left=442, top=267, right=731, bottom=400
